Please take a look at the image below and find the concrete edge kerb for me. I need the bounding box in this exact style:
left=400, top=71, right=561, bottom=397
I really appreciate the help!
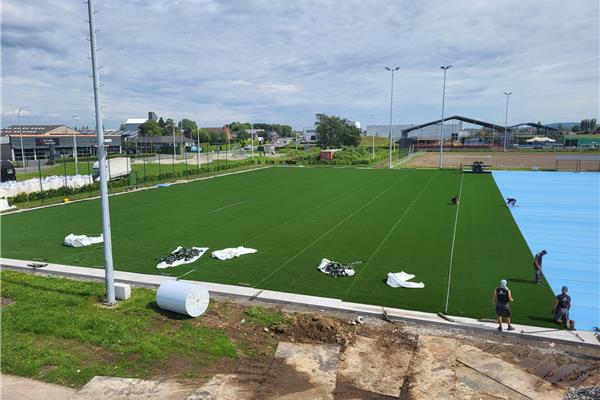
left=1, top=258, right=597, bottom=349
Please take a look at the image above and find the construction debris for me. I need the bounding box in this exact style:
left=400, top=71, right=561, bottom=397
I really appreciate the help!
left=564, top=386, right=600, bottom=400
left=317, top=258, right=359, bottom=277
left=156, top=246, right=208, bottom=269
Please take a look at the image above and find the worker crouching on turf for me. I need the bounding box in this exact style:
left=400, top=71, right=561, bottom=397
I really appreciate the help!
left=493, top=279, right=515, bottom=332
left=553, top=286, right=572, bottom=329
left=533, top=250, right=547, bottom=284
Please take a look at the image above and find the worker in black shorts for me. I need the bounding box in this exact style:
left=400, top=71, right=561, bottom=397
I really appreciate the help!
left=450, top=195, right=459, bottom=205
left=533, top=250, right=547, bottom=284
left=493, top=279, right=515, bottom=331
left=553, top=286, right=571, bottom=328
left=506, top=197, right=517, bottom=207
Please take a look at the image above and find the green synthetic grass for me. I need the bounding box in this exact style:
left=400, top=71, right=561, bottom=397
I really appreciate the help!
left=0, top=167, right=555, bottom=326
left=0, top=270, right=236, bottom=387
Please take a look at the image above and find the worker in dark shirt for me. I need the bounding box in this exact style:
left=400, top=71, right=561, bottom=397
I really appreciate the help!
left=506, top=197, right=517, bottom=207
left=533, top=250, right=547, bottom=284
left=450, top=195, right=459, bottom=205
left=553, top=286, right=571, bottom=328
left=492, top=279, right=515, bottom=331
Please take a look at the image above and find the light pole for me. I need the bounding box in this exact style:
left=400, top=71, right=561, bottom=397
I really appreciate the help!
left=372, top=126, right=375, bottom=159
left=250, top=121, right=255, bottom=159
left=439, top=65, right=451, bottom=168
left=17, top=107, right=27, bottom=172
left=72, top=115, right=80, bottom=174
left=86, top=0, right=116, bottom=305
left=503, top=92, right=512, bottom=152
left=385, top=66, right=399, bottom=169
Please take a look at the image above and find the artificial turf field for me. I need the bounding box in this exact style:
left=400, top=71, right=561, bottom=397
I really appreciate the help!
left=0, top=167, right=556, bottom=326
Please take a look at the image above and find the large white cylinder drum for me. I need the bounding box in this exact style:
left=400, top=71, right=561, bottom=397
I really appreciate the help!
left=156, top=280, right=210, bottom=317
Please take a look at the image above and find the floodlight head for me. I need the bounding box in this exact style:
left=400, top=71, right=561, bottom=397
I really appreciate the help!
left=441, top=65, right=452, bottom=70
left=504, top=91, right=512, bottom=96
left=385, top=67, right=391, bottom=71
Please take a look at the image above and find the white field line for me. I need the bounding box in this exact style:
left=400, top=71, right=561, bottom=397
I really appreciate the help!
left=256, top=170, right=416, bottom=286
left=2, top=166, right=271, bottom=216
left=444, top=171, right=465, bottom=314
left=344, top=170, right=439, bottom=294
left=212, top=200, right=245, bottom=212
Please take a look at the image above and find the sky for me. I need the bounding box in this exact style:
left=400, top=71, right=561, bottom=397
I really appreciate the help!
left=1, top=0, right=598, bottom=130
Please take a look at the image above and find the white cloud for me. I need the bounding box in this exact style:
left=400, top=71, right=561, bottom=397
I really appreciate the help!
left=1, top=0, right=598, bottom=129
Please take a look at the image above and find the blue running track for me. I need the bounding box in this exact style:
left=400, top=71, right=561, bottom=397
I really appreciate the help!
left=492, top=171, right=599, bottom=331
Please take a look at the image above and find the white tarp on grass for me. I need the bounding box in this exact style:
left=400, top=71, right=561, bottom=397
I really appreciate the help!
left=211, top=246, right=257, bottom=260
left=317, top=258, right=356, bottom=277
left=156, top=246, right=209, bottom=269
left=64, top=233, right=104, bottom=247
left=0, top=198, right=16, bottom=212
left=386, top=271, right=425, bottom=288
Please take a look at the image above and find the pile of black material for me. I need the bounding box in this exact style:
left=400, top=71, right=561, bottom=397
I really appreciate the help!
left=158, top=247, right=202, bottom=266
left=319, top=261, right=359, bottom=277
left=564, top=387, right=600, bottom=400
left=471, top=161, right=484, bottom=173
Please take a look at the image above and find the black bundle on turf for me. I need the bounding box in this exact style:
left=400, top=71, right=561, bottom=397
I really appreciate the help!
left=158, top=247, right=202, bottom=266
left=320, top=262, right=353, bottom=277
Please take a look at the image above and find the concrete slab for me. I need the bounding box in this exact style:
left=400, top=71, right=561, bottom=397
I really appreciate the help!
left=456, top=345, right=565, bottom=400
left=0, top=374, right=77, bottom=400
left=408, top=336, right=457, bottom=400
left=336, top=335, right=411, bottom=397
left=70, top=376, right=193, bottom=400
left=275, top=342, right=340, bottom=400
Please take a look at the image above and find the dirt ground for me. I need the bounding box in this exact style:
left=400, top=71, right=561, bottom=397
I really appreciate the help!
left=147, top=298, right=599, bottom=399
left=406, top=151, right=600, bottom=171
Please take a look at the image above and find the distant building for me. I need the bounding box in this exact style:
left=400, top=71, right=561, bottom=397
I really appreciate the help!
left=366, top=123, right=462, bottom=140
left=302, top=127, right=318, bottom=142
left=123, top=112, right=158, bottom=135
left=0, top=125, right=122, bottom=161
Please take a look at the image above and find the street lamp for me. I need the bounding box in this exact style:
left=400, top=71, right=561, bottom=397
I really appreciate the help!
left=385, top=66, right=400, bottom=169
left=439, top=65, right=451, bottom=169
left=250, top=121, right=255, bottom=159
left=72, top=115, right=80, bottom=174
left=17, top=107, right=27, bottom=172
left=503, top=92, right=512, bottom=152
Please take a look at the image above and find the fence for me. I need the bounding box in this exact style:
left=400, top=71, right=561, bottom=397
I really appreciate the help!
left=2, top=146, right=257, bottom=208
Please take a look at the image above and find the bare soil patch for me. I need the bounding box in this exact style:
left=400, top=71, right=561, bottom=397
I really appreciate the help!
left=407, top=151, right=600, bottom=170
left=1, top=297, right=14, bottom=307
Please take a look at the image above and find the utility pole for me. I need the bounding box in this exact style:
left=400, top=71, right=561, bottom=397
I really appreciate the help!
left=439, top=65, right=451, bottom=169
left=86, top=0, right=115, bottom=305
left=503, top=92, right=512, bottom=152
left=72, top=115, right=80, bottom=174
left=385, top=66, right=399, bottom=169
left=17, top=107, right=26, bottom=172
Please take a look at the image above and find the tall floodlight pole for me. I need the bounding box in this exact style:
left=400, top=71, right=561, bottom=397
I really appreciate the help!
left=86, top=0, right=115, bottom=305
left=439, top=65, right=451, bottom=168
left=371, top=126, right=375, bottom=159
left=172, top=123, right=176, bottom=160
left=17, top=107, right=26, bottom=172
left=503, top=92, right=512, bottom=152
left=251, top=122, right=255, bottom=159
left=72, top=115, right=80, bottom=174
left=385, top=66, right=399, bottom=169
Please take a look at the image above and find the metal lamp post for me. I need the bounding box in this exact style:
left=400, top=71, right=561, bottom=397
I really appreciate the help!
left=86, top=0, right=116, bottom=305
left=385, top=66, right=399, bottom=169
left=439, top=65, right=451, bottom=169
left=17, top=107, right=26, bottom=172
left=72, top=115, right=80, bottom=174
left=503, top=92, right=512, bottom=152
left=251, top=122, right=255, bottom=159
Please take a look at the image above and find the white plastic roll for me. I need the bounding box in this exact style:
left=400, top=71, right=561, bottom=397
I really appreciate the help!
left=156, top=280, right=210, bottom=317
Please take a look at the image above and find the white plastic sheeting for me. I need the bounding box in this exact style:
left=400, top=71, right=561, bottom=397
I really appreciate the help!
left=64, top=233, right=104, bottom=247
left=386, top=272, right=425, bottom=288
left=0, top=198, right=15, bottom=212
left=156, top=246, right=209, bottom=269
left=211, top=246, right=257, bottom=260
left=156, top=280, right=210, bottom=317
left=317, top=258, right=356, bottom=276
left=0, top=175, right=93, bottom=198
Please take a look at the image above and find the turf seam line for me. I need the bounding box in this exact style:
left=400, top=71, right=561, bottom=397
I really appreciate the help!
left=444, top=171, right=465, bottom=314
left=213, top=200, right=245, bottom=212
left=343, top=170, right=439, bottom=295
left=255, top=170, right=416, bottom=286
